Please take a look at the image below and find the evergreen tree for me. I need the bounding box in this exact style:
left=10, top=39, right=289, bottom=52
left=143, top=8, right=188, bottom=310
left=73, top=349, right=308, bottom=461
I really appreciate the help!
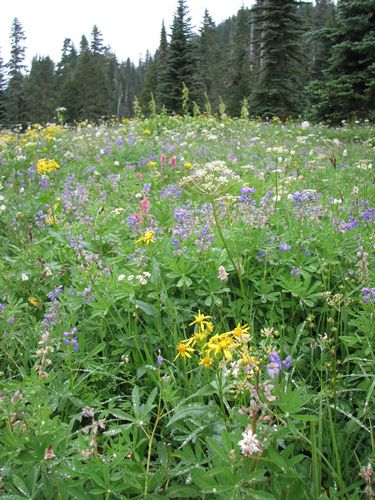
left=227, top=7, right=253, bottom=116
left=24, top=56, right=57, bottom=123
left=79, top=35, right=89, bottom=53
left=164, top=0, right=200, bottom=113
left=0, top=49, right=6, bottom=124
left=73, top=48, right=110, bottom=120
left=311, top=0, right=375, bottom=124
left=155, top=21, right=169, bottom=109
left=251, top=0, right=305, bottom=120
left=5, top=18, right=27, bottom=125
left=198, top=10, right=220, bottom=112
left=56, top=39, right=79, bottom=122
left=91, top=25, right=104, bottom=55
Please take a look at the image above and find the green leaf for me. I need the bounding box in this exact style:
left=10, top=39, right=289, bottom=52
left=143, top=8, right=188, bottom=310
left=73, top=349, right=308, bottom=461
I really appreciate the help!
left=166, top=485, right=201, bottom=498
left=167, top=404, right=208, bottom=427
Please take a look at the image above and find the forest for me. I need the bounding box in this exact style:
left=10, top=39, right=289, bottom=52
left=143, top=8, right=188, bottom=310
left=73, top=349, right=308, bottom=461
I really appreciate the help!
left=0, top=0, right=374, bottom=126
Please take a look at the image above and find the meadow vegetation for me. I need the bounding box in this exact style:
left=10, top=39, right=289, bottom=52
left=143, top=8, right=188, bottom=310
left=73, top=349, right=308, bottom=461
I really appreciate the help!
left=0, top=115, right=374, bottom=498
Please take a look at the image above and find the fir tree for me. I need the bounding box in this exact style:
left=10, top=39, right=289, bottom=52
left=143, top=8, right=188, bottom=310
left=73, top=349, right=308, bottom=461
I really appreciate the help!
left=0, top=49, right=6, bottom=124
left=91, top=25, right=104, bottom=55
left=311, top=0, right=375, bottom=124
left=56, top=39, right=79, bottom=122
left=198, top=10, right=220, bottom=111
left=155, top=21, right=169, bottom=109
left=5, top=18, right=27, bottom=125
left=24, top=56, right=57, bottom=123
left=164, top=0, right=200, bottom=113
left=251, top=0, right=305, bottom=120
left=227, top=7, right=253, bottom=116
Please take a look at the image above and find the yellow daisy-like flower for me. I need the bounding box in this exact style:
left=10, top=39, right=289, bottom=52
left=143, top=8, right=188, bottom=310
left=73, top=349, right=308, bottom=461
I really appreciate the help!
left=184, top=162, right=192, bottom=169
left=135, top=230, right=155, bottom=245
left=204, top=333, right=234, bottom=361
left=189, top=310, right=212, bottom=328
left=232, top=322, right=250, bottom=338
left=174, top=342, right=195, bottom=361
left=36, top=158, right=60, bottom=175
left=182, top=330, right=207, bottom=347
left=199, top=356, right=213, bottom=368
left=143, top=129, right=152, bottom=135
left=147, top=161, right=157, bottom=167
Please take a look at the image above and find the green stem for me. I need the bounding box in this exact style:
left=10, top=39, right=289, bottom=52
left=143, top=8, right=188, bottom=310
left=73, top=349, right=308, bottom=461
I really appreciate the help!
left=211, top=197, right=247, bottom=318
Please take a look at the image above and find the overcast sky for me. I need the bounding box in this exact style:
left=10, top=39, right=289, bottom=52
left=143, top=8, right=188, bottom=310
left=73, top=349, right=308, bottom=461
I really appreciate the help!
left=0, top=0, right=254, bottom=68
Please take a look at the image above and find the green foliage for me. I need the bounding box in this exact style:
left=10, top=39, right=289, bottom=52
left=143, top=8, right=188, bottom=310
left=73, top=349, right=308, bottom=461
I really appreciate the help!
left=0, top=116, right=374, bottom=497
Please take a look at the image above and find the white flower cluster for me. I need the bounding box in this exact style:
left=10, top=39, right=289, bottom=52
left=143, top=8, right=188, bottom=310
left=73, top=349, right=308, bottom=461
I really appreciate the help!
left=118, top=272, right=151, bottom=285
left=180, top=160, right=240, bottom=194
left=238, top=427, right=263, bottom=457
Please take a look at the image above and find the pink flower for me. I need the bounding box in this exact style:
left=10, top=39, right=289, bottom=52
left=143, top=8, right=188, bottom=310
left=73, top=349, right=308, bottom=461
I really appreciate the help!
left=160, top=154, right=167, bottom=167
left=140, top=198, right=150, bottom=213
left=170, top=156, right=177, bottom=167
left=136, top=172, right=143, bottom=179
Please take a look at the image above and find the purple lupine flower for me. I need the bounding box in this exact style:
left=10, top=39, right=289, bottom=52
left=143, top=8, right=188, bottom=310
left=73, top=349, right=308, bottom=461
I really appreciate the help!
left=63, top=327, right=79, bottom=352
left=0, top=304, right=5, bottom=313
left=7, top=317, right=15, bottom=325
left=47, top=286, right=63, bottom=301
left=157, top=353, right=163, bottom=367
left=267, top=352, right=291, bottom=378
left=359, top=207, right=375, bottom=223
left=143, top=183, right=152, bottom=195
left=290, top=267, right=301, bottom=277
left=82, top=285, right=95, bottom=303
left=362, top=288, right=375, bottom=304
left=278, top=242, right=291, bottom=251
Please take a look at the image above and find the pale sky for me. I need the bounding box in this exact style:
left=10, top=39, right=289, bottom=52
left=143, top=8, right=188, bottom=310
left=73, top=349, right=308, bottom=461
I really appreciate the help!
left=0, top=0, right=253, bottom=68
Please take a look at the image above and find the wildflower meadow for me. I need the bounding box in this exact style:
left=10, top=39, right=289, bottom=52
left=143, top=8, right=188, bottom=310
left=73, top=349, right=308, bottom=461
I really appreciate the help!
left=0, top=115, right=374, bottom=498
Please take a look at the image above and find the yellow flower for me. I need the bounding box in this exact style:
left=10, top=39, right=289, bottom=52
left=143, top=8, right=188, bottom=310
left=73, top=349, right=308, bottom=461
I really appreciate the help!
left=182, top=330, right=207, bottom=347
left=135, top=230, right=155, bottom=245
left=189, top=310, right=212, bottom=328
left=174, top=342, right=195, bottom=361
left=232, top=323, right=250, bottom=338
left=28, top=297, right=42, bottom=309
left=184, top=162, right=192, bottom=169
left=205, top=333, right=234, bottom=360
left=199, top=356, right=213, bottom=368
left=147, top=161, right=157, bottom=167
left=37, top=158, right=60, bottom=175
left=143, top=129, right=152, bottom=135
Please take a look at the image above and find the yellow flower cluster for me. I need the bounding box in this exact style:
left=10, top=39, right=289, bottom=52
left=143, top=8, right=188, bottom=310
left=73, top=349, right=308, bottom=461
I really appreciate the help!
left=135, top=230, right=155, bottom=245
left=37, top=158, right=60, bottom=175
left=174, top=310, right=252, bottom=369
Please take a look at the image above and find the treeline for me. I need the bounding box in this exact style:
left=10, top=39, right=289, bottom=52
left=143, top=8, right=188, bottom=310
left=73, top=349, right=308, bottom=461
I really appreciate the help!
left=0, top=0, right=374, bottom=126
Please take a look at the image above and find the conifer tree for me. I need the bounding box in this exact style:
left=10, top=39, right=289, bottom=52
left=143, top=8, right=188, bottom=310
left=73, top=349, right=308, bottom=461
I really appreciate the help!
left=24, top=56, right=57, bottom=123
left=164, top=0, right=200, bottom=113
left=198, top=10, right=220, bottom=111
left=251, top=0, right=305, bottom=120
left=155, top=21, right=169, bottom=109
left=5, top=18, right=27, bottom=125
left=91, top=25, right=104, bottom=55
left=311, top=0, right=375, bottom=124
left=227, top=7, right=253, bottom=116
left=0, top=49, right=6, bottom=124
left=56, top=39, right=79, bottom=122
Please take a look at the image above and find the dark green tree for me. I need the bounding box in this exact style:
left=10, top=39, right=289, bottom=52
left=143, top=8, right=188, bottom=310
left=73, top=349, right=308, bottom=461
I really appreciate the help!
left=198, top=9, right=221, bottom=112
left=227, top=7, right=253, bottom=116
left=163, top=0, right=200, bottom=113
left=79, top=35, right=89, bottom=53
left=0, top=49, right=6, bottom=124
left=250, top=0, right=305, bottom=120
left=73, top=48, right=110, bottom=120
left=155, top=21, right=169, bottom=109
left=56, top=39, right=79, bottom=121
left=24, top=56, right=57, bottom=123
left=310, top=0, right=375, bottom=124
left=5, top=18, right=27, bottom=125
left=91, top=25, right=104, bottom=55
